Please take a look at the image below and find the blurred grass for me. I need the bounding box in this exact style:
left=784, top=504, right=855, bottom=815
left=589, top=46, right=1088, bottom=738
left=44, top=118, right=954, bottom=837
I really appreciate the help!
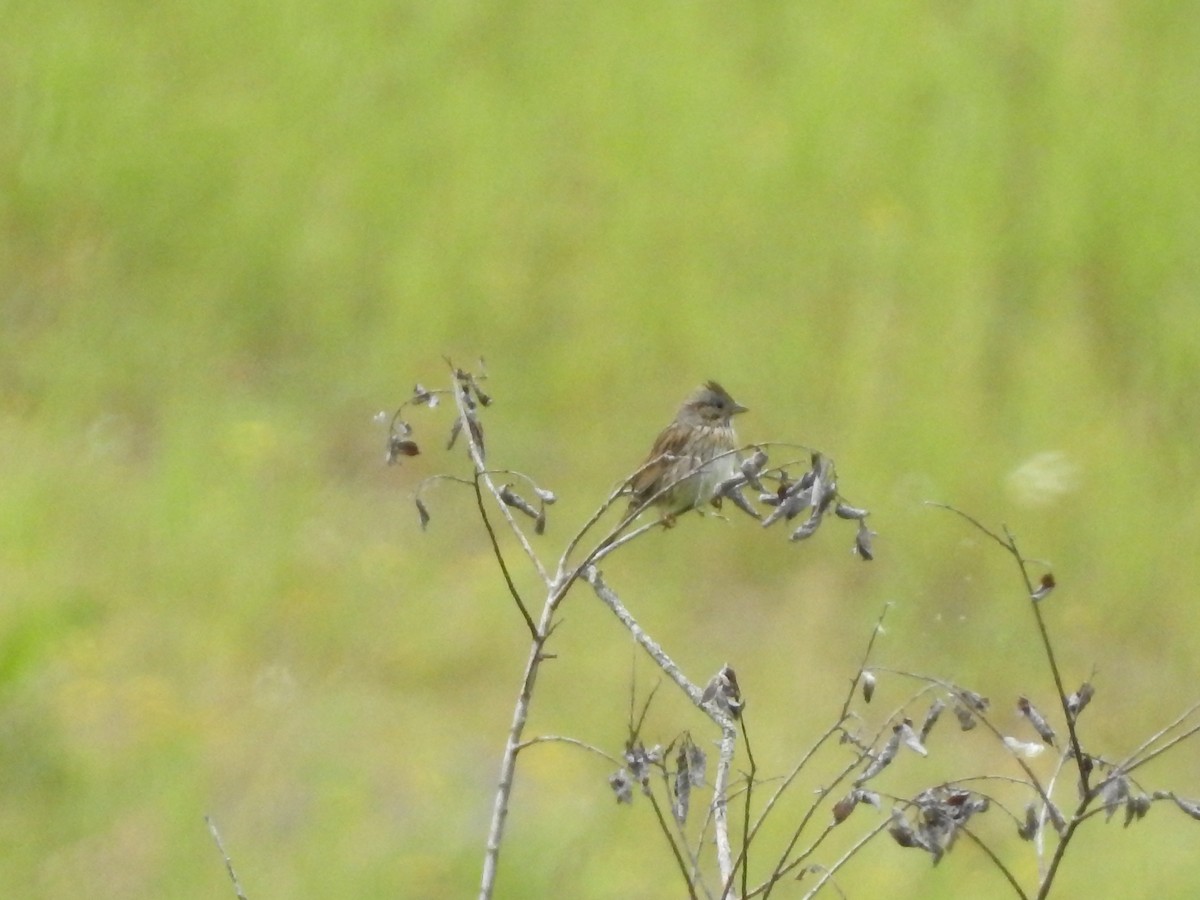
left=3, top=0, right=1200, bottom=896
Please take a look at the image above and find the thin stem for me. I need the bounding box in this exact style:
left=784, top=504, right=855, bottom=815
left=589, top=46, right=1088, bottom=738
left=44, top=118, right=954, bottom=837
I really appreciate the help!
left=514, top=735, right=622, bottom=765
left=928, top=505, right=1090, bottom=793
left=1001, top=525, right=1088, bottom=793
left=960, top=826, right=1031, bottom=900
left=740, top=717, right=757, bottom=900
left=453, top=371, right=550, bottom=587
left=479, top=630, right=550, bottom=900
left=794, top=820, right=890, bottom=900
left=1114, top=701, right=1200, bottom=779
left=205, top=815, right=249, bottom=900
left=473, top=473, right=538, bottom=639
left=646, top=786, right=702, bottom=900
left=732, top=603, right=892, bottom=897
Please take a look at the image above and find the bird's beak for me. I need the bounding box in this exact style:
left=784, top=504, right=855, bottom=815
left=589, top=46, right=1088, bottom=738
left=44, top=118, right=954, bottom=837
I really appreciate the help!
left=732, top=402, right=749, bottom=416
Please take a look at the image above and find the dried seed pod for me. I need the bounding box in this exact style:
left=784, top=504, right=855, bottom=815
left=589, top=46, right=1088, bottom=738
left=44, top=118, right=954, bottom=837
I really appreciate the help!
left=832, top=793, right=857, bottom=824
left=897, top=720, right=928, bottom=757
left=919, top=698, right=945, bottom=744
left=499, top=484, right=540, bottom=521
left=1101, top=775, right=1131, bottom=822
left=1017, top=696, right=1057, bottom=745
left=861, top=671, right=876, bottom=703
left=958, top=689, right=990, bottom=712
left=1168, top=793, right=1200, bottom=820
left=854, top=520, right=875, bottom=560
left=1003, top=736, right=1046, bottom=758
left=1066, top=681, right=1095, bottom=721
left=888, top=810, right=926, bottom=850
left=832, top=789, right=878, bottom=825
left=1124, top=793, right=1151, bottom=827
left=1017, top=803, right=1039, bottom=841
left=411, top=383, right=437, bottom=406
left=686, top=743, right=706, bottom=787
left=740, top=447, right=769, bottom=490
left=721, top=479, right=761, bottom=519
left=790, top=515, right=822, bottom=542
left=1031, top=573, right=1056, bottom=602
left=856, top=728, right=900, bottom=784
left=701, top=665, right=743, bottom=718
left=954, top=704, right=978, bottom=731
left=386, top=435, right=420, bottom=464
left=608, top=770, right=633, bottom=804
left=762, top=490, right=810, bottom=527
left=465, top=415, right=486, bottom=459
left=673, top=746, right=692, bottom=825
left=835, top=502, right=870, bottom=520
left=467, top=374, right=492, bottom=407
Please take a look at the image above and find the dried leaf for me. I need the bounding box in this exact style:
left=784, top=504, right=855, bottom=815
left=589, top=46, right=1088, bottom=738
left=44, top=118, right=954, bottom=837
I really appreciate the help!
left=446, top=417, right=463, bottom=450
left=415, top=497, right=431, bottom=530
left=534, top=486, right=557, bottom=505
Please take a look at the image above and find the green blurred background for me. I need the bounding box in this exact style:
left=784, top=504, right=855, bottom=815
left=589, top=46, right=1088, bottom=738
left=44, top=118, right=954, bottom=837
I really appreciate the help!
left=4, top=1, right=1200, bottom=897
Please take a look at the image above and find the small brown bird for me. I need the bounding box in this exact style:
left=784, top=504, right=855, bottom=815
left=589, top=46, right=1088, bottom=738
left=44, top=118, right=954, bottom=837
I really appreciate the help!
left=627, top=381, right=748, bottom=520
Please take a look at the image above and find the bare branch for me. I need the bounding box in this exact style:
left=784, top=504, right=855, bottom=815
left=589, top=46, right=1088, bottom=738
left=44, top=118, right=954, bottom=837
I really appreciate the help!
left=204, top=815, right=249, bottom=900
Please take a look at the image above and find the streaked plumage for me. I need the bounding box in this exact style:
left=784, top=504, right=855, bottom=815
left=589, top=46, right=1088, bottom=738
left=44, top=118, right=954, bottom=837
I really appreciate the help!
left=628, top=381, right=747, bottom=518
